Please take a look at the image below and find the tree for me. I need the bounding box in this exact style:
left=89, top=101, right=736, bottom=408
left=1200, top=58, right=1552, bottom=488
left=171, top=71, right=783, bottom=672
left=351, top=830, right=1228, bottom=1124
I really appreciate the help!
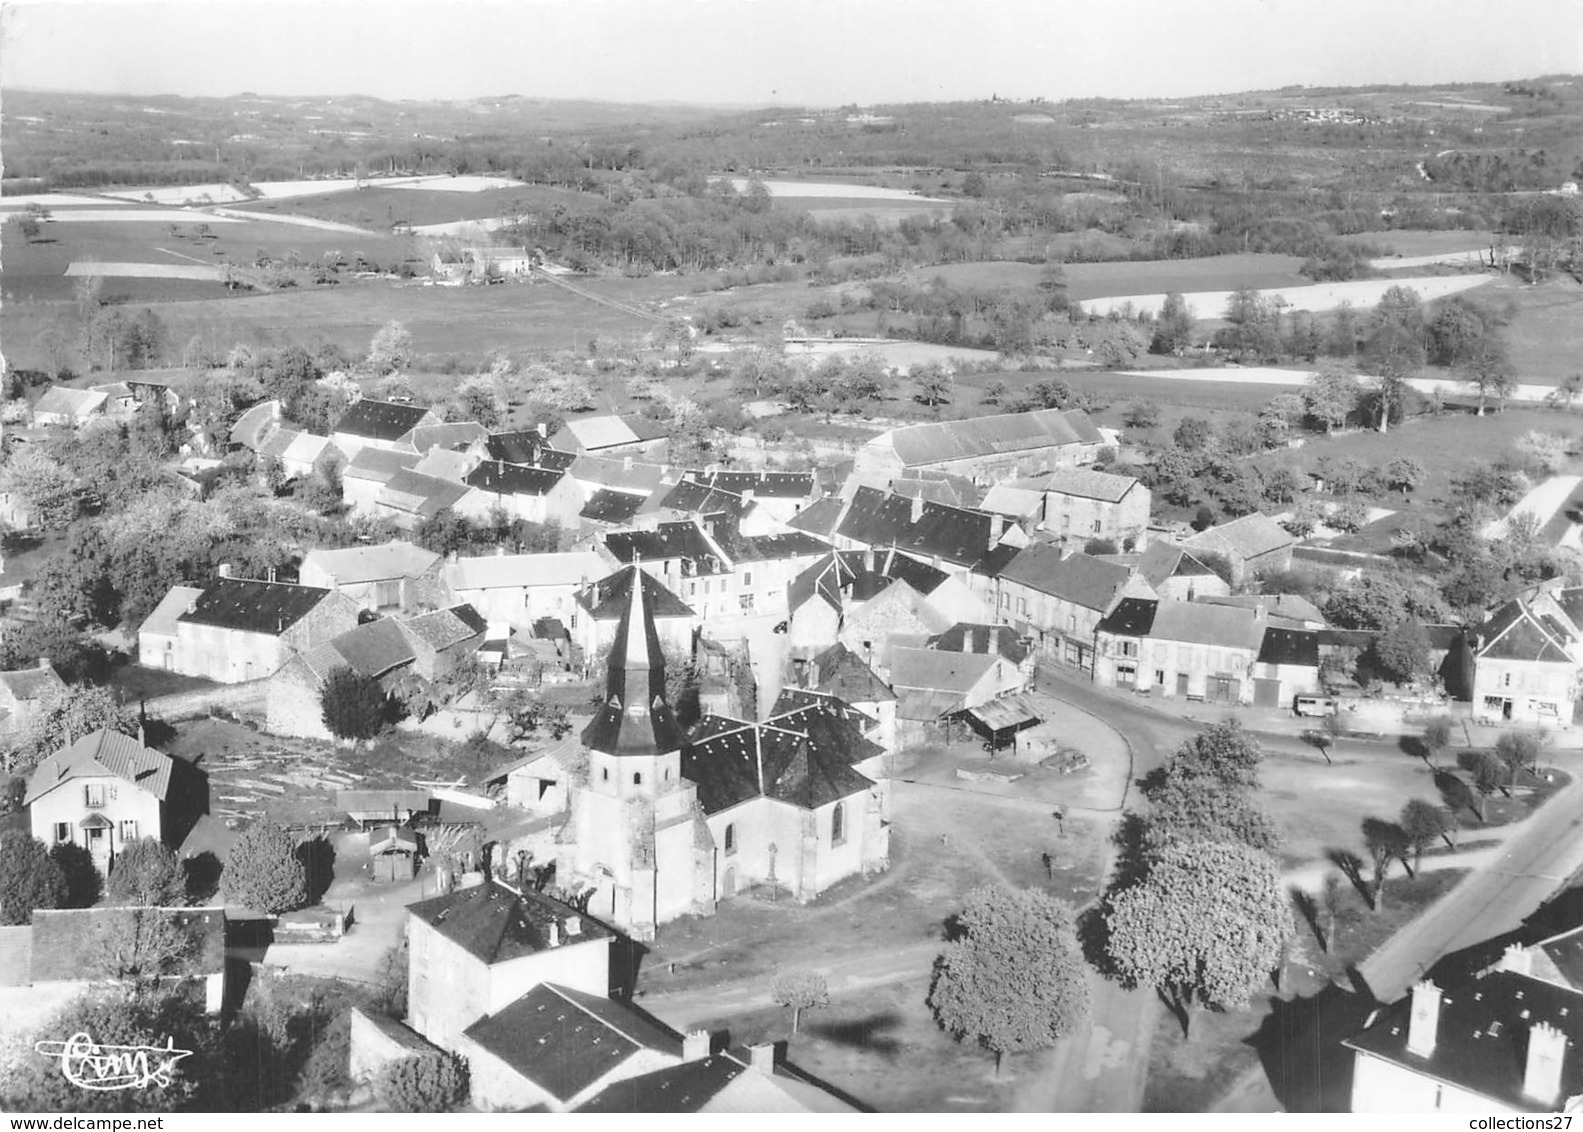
left=1383, top=457, right=1425, bottom=498
left=52, top=841, right=102, bottom=907
left=1, top=446, right=84, bottom=532
left=1361, top=309, right=1424, bottom=435
left=223, top=822, right=308, bottom=915
left=928, top=885, right=1090, bottom=1073
left=1173, top=416, right=1214, bottom=452
left=1168, top=719, right=1265, bottom=789
left=1362, top=817, right=1411, bottom=905
left=1495, top=731, right=1544, bottom=780
left=1144, top=770, right=1280, bottom=855
left=1461, top=329, right=1516, bottom=415
left=1303, top=365, right=1359, bottom=434
left=107, top=837, right=186, bottom=907
left=11, top=685, right=137, bottom=776
left=1122, top=400, right=1161, bottom=429
left=8, top=213, right=41, bottom=242
left=320, top=666, right=391, bottom=743
left=89, top=907, right=198, bottom=986
left=912, top=361, right=952, bottom=407
left=771, top=970, right=829, bottom=1034
left=1151, top=292, right=1195, bottom=355
left=1546, top=373, right=1583, bottom=413
left=374, top=1051, right=469, bottom=1112
left=0, top=831, right=67, bottom=924
left=366, top=320, right=414, bottom=375
left=1459, top=750, right=1509, bottom=818
left=1216, top=288, right=1281, bottom=362
left=1369, top=619, right=1431, bottom=684
left=1422, top=716, right=1456, bottom=766
left=1399, top=800, right=1455, bottom=871
left=1106, top=840, right=1292, bottom=1037
left=1513, top=430, right=1570, bottom=476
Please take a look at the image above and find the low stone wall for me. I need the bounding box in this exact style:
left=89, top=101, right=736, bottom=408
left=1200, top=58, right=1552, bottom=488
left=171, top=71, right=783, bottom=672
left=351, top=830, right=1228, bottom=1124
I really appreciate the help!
left=349, top=1008, right=440, bottom=1085
left=141, top=678, right=268, bottom=722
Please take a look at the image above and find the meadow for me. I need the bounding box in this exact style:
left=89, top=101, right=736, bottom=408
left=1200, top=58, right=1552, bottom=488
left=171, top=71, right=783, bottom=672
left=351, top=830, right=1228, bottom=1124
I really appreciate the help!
left=232, top=182, right=589, bottom=231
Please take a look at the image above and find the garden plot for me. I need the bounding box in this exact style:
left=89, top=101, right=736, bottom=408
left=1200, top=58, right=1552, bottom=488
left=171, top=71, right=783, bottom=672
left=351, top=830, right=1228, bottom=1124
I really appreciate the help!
left=102, top=183, right=254, bottom=206
left=1482, top=475, right=1583, bottom=541
left=206, top=207, right=372, bottom=235
left=64, top=261, right=223, bottom=280
left=1078, top=274, right=1493, bottom=318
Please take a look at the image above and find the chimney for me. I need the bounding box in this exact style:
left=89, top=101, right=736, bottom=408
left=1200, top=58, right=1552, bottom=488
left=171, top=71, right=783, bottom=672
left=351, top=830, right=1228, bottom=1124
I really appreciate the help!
left=37, top=657, right=51, bottom=672
left=217, top=563, right=233, bottom=579
left=1406, top=980, right=1443, bottom=1058
left=537, top=422, right=548, bottom=438
left=548, top=921, right=560, bottom=947
left=267, top=565, right=277, bottom=584
left=989, top=513, right=1005, bottom=548
left=564, top=914, right=581, bottom=936
left=1525, top=1021, right=1569, bottom=1105
left=910, top=493, right=925, bottom=524
left=328, top=572, right=339, bottom=593
left=747, top=1042, right=776, bottom=1075
left=623, top=455, right=634, bottom=471
left=1500, top=943, right=1533, bottom=977
left=682, top=1030, right=711, bottom=1061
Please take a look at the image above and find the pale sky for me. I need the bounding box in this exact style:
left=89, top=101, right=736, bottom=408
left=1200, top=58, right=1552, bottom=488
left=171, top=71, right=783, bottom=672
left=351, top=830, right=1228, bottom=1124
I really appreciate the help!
left=1, top=0, right=1580, bottom=106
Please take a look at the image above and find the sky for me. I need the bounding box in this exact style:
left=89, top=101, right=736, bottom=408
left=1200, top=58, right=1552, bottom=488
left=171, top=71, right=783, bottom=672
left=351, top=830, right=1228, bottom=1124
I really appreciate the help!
left=1, top=0, right=1581, bottom=106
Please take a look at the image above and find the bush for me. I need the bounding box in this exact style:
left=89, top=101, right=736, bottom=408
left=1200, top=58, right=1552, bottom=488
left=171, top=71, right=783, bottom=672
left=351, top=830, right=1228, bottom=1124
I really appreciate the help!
left=374, top=1052, right=469, bottom=1113
left=223, top=823, right=308, bottom=915
left=107, top=837, right=185, bottom=906
left=0, top=832, right=66, bottom=925
left=320, top=666, right=392, bottom=742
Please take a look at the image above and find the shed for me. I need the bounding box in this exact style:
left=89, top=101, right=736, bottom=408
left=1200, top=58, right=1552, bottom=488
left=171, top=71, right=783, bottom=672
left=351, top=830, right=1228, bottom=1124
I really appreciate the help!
left=370, top=825, right=421, bottom=882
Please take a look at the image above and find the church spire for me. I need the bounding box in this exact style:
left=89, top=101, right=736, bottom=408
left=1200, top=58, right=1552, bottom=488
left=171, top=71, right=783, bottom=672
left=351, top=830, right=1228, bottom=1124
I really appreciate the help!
left=581, top=563, right=684, bottom=757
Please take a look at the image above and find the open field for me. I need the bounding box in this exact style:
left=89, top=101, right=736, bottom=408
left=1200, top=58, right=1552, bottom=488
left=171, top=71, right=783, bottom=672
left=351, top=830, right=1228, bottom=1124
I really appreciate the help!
left=231, top=182, right=584, bottom=230
left=1344, top=229, right=1499, bottom=256
left=723, top=178, right=951, bottom=202
left=64, top=261, right=223, bottom=280
left=1079, top=273, right=1495, bottom=318
left=103, top=183, right=254, bottom=205
left=0, top=193, right=113, bottom=209
left=1503, top=276, right=1583, bottom=382
left=1062, top=254, right=1311, bottom=300
left=37, top=208, right=245, bottom=224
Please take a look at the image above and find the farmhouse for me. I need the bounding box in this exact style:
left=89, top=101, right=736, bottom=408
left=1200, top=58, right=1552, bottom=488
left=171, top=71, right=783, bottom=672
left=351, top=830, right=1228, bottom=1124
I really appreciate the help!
left=145, top=569, right=360, bottom=683
left=1181, top=512, right=1296, bottom=585
left=340, top=447, right=422, bottom=517
left=257, top=428, right=344, bottom=482
left=298, top=540, right=445, bottom=614
left=994, top=546, right=1154, bottom=671
left=1031, top=467, right=1151, bottom=551
left=852, top=408, right=1104, bottom=486
left=331, top=398, right=443, bottom=459
left=31, top=386, right=108, bottom=428
left=374, top=468, right=472, bottom=530
left=444, top=549, right=612, bottom=634
left=550, top=414, right=670, bottom=461
left=456, top=460, right=583, bottom=527
left=0, top=660, right=65, bottom=738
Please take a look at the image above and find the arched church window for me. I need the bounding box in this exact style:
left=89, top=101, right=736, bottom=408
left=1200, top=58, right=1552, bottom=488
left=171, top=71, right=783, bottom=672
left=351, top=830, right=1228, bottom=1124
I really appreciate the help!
left=724, top=823, right=736, bottom=856
left=831, top=801, right=846, bottom=845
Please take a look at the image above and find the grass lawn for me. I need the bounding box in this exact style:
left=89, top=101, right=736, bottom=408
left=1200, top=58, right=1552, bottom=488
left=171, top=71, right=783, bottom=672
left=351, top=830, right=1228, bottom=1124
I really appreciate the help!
left=229, top=183, right=587, bottom=230
left=1059, top=253, right=1311, bottom=301
left=1502, top=275, right=1583, bottom=382
left=692, top=978, right=1012, bottom=1113
left=1342, top=229, right=1499, bottom=256
left=1142, top=868, right=1467, bottom=1113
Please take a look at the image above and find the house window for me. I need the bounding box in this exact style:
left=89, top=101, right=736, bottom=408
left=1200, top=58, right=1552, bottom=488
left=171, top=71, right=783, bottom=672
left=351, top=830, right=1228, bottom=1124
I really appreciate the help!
left=84, top=784, right=105, bottom=809
left=1092, top=519, right=1102, bottom=534
left=743, top=571, right=753, bottom=588
left=54, top=822, right=70, bottom=843
left=1121, top=641, right=1138, bottom=658
left=740, top=594, right=755, bottom=613
left=1483, top=696, right=1507, bottom=712
left=119, top=820, right=138, bottom=843
left=633, top=772, right=643, bottom=786
left=999, top=592, right=1009, bottom=609
left=690, top=582, right=698, bottom=597
left=602, top=768, right=610, bottom=781
left=724, top=823, right=737, bottom=856
left=1018, top=598, right=1029, bottom=616
left=1504, top=672, right=1512, bottom=688
left=1067, top=613, right=1077, bottom=632
left=831, top=802, right=846, bottom=846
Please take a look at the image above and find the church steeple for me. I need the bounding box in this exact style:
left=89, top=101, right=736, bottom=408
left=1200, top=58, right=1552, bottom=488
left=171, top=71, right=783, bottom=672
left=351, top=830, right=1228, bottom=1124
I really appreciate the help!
left=581, top=564, right=685, bottom=757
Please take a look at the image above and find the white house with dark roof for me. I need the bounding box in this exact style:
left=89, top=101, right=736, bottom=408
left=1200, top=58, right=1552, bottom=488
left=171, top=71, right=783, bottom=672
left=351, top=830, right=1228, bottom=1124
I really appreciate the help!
left=444, top=549, right=614, bottom=634
left=26, top=729, right=208, bottom=872
left=136, top=584, right=206, bottom=670
left=571, top=565, right=697, bottom=660
left=341, top=447, right=422, bottom=517
left=456, top=459, right=583, bottom=527
left=993, top=545, right=1155, bottom=672
left=141, top=570, right=360, bottom=683
left=1471, top=586, right=1583, bottom=727
left=331, top=398, right=442, bottom=460
left=374, top=469, right=472, bottom=530
left=1137, top=600, right=1267, bottom=704
left=299, top=540, right=444, bottom=614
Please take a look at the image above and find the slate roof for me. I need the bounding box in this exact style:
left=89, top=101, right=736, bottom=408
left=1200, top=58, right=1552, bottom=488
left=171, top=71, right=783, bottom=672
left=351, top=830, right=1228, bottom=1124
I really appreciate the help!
left=735, top=533, right=831, bottom=563
left=686, top=470, right=815, bottom=499
left=978, top=483, right=1045, bottom=520
left=486, top=430, right=562, bottom=467
left=891, top=475, right=977, bottom=509
left=685, top=702, right=879, bottom=815
left=789, top=553, right=856, bottom=615
left=179, top=576, right=336, bottom=635
left=785, top=496, right=845, bottom=537
left=333, top=398, right=435, bottom=442
left=889, top=646, right=1001, bottom=695
left=1344, top=970, right=1583, bottom=1113
left=300, top=540, right=440, bottom=585
left=998, top=546, right=1133, bottom=611
left=582, top=565, right=687, bottom=757
left=655, top=479, right=747, bottom=519
left=579, top=1054, right=749, bottom=1113
left=604, top=522, right=723, bottom=572
left=342, top=446, right=421, bottom=484
left=1201, top=592, right=1327, bottom=625
left=878, top=408, right=1103, bottom=468
left=377, top=469, right=471, bottom=518
left=405, top=881, right=612, bottom=965
left=809, top=642, right=896, bottom=704
left=1097, top=597, right=1159, bottom=638
left=411, top=447, right=477, bottom=483
left=1041, top=467, right=1140, bottom=504
left=879, top=549, right=951, bottom=595
left=0, top=665, right=64, bottom=703
left=446, top=550, right=609, bottom=592
left=465, top=460, right=566, bottom=497
left=462, top=983, right=681, bottom=1104
left=401, top=604, right=487, bottom=651
left=1183, top=512, right=1295, bottom=561
left=1148, top=601, right=1264, bottom=651
left=1257, top=627, right=1320, bottom=667
left=892, top=499, right=1004, bottom=570
left=29, top=907, right=225, bottom=983
left=577, top=566, right=693, bottom=621
left=25, top=729, right=175, bottom=806
left=930, top=623, right=1030, bottom=665
left=580, top=489, right=646, bottom=524
left=836, top=486, right=916, bottom=548
left=1477, top=600, right=1577, bottom=664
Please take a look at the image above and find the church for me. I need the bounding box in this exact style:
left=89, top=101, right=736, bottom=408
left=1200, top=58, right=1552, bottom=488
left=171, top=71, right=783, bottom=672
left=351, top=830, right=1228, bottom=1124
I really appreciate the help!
left=556, top=564, right=890, bottom=941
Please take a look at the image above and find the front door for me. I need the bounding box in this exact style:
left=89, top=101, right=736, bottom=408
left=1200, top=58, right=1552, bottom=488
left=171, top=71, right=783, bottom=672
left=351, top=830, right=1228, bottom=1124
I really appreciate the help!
left=1176, top=673, right=1189, bottom=697
left=722, top=867, right=736, bottom=898
left=86, top=825, right=110, bottom=871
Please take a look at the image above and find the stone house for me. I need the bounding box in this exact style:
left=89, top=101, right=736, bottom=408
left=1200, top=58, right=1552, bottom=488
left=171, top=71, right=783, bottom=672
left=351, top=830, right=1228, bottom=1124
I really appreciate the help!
left=1135, top=601, right=1266, bottom=704
left=994, top=546, right=1155, bottom=672
left=375, top=469, right=473, bottom=531
left=1181, top=512, right=1296, bottom=585
left=888, top=644, right=1029, bottom=740
left=571, top=565, right=697, bottom=662
left=852, top=407, right=1104, bottom=487
left=684, top=469, right=820, bottom=529
left=1250, top=626, right=1323, bottom=708
left=266, top=618, right=418, bottom=740
left=1470, top=588, right=1583, bottom=727
left=549, top=414, right=670, bottom=461
left=298, top=540, right=445, bottom=614
left=444, top=549, right=614, bottom=635
left=26, top=729, right=208, bottom=874
left=341, top=447, right=422, bottom=518
left=256, top=428, right=344, bottom=482
left=331, top=399, right=442, bottom=461
left=143, top=570, right=361, bottom=683
left=0, top=660, right=65, bottom=738
left=456, top=460, right=584, bottom=528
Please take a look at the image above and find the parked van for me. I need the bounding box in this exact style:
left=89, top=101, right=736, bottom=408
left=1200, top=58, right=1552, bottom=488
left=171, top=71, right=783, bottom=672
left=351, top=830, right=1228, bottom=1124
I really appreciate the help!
left=1293, top=695, right=1339, bottom=718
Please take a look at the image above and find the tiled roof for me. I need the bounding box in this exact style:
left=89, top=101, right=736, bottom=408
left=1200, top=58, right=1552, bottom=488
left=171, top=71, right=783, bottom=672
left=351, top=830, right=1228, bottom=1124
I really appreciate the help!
left=930, top=623, right=1030, bottom=665
left=258, top=428, right=336, bottom=466
left=0, top=665, right=64, bottom=702
left=333, top=399, right=435, bottom=442
left=29, top=907, right=224, bottom=983
left=1201, top=592, right=1327, bottom=625
left=809, top=642, right=896, bottom=703
left=402, top=421, right=488, bottom=453
left=788, top=553, right=855, bottom=615
left=998, top=546, right=1132, bottom=611
left=400, top=604, right=487, bottom=652
left=1257, top=627, right=1320, bottom=667
left=1183, top=512, right=1295, bottom=561
left=1136, top=542, right=1218, bottom=590
left=463, top=983, right=680, bottom=1104
left=785, top=496, right=845, bottom=537
left=34, top=386, right=108, bottom=419
left=1041, top=467, right=1140, bottom=504
left=580, top=489, right=647, bottom=524
left=411, top=447, right=477, bottom=482
left=25, top=729, right=175, bottom=805
left=978, top=483, right=1045, bottom=520
left=558, top=414, right=670, bottom=451
left=179, top=576, right=336, bottom=635
left=879, top=408, right=1102, bottom=468
left=377, top=469, right=471, bottom=518
left=447, top=550, right=610, bottom=592
left=891, top=475, right=977, bottom=509
left=300, top=540, right=440, bottom=585
left=1148, top=601, right=1263, bottom=651
left=1344, top=970, right=1583, bottom=1113
left=889, top=646, right=1000, bottom=695
left=465, top=460, right=566, bottom=497
left=342, top=446, right=421, bottom=484
left=303, top=617, right=416, bottom=680
left=138, top=584, right=205, bottom=641
left=1097, top=597, right=1158, bottom=637
left=567, top=454, right=674, bottom=495
left=405, top=881, right=611, bottom=965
